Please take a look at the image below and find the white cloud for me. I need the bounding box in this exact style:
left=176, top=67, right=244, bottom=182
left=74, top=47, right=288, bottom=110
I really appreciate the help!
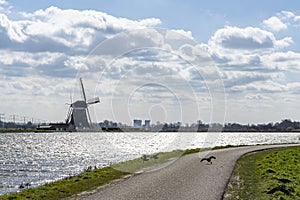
left=245, top=94, right=271, bottom=100
left=138, top=18, right=161, bottom=27
left=279, top=11, right=300, bottom=27
left=230, top=80, right=285, bottom=93
left=0, top=14, right=29, bottom=42
left=166, top=29, right=194, bottom=40
left=0, top=6, right=162, bottom=51
left=279, top=11, right=295, bottom=20
left=0, top=50, right=63, bottom=66
left=64, top=56, right=89, bottom=71
left=263, top=10, right=300, bottom=30
left=261, top=51, right=300, bottom=71
left=206, top=26, right=294, bottom=83
left=0, top=0, right=9, bottom=11
left=0, top=0, right=8, bottom=5
left=208, top=26, right=292, bottom=52
left=205, top=25, right=299, bottom=97
left=286, top=82, right=300, bottom=94
left=262, top=16, right=287, bottom=31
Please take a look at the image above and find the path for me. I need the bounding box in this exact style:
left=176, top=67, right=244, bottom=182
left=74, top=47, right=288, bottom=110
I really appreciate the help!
left=75, top=144, right=300, bottom=200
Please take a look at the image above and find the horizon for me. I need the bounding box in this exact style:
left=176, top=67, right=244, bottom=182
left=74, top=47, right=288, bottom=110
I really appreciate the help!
left=1, top=1, right=300, bottom=125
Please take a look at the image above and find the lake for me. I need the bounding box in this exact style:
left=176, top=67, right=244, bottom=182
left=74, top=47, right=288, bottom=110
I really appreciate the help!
left=0, top=132, right=299, bottom=195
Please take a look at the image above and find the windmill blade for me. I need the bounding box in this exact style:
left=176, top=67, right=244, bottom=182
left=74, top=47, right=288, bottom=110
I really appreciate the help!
left=86, top=107, right=92, bottom=128
left=70, top=93, right=73, bottom=104
left=79, top=78, right=87, bottom=102
left=65, top=107, right=72, bottom=123
left=87, top=97, right=100, bottom=105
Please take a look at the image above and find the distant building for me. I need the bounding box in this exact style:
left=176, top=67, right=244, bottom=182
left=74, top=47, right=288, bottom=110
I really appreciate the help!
left=144, top=120, right=151, bottom=127
left=133, top=119, right=142, bottom=127
left=37, top=123, right=67, bottom=131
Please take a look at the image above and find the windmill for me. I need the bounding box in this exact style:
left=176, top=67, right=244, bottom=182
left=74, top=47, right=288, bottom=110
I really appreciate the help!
left=65, top=78, right=100, bottom=131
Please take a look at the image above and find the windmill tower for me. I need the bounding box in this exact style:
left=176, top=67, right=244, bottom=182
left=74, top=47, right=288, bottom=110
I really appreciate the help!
left=66, top=78, right=100, bottom=131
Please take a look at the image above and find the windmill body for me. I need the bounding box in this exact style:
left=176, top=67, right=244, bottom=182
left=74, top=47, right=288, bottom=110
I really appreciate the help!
left=65, top=78, right=100, bottom=131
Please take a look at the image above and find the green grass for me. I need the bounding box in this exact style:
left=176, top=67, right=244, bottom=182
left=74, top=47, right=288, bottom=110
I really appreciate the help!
left=0, top=167, right=129, bottom=200
left=112, top=149, right=185, bottom=172
left=182, top=148, right=202, bottom=155
left=0, top=129, right=64, bottom=133
left=225, top=146, right=300, bottom=200
left=212, top=144, right=249, bottom=150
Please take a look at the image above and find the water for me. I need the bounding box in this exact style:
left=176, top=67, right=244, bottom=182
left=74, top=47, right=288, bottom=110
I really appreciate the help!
left=0, top=132, right=299, bottom=195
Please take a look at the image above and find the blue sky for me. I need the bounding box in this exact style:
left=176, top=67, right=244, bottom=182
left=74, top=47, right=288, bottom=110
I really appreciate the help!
left=1, top=0, right=300, bottom=125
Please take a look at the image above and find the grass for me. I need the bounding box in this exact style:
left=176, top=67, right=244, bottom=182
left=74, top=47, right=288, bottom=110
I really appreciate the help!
left=0, top=167, right=129, bottom=200
left=212, top=144, right=249, bottom=150
left=0, top=129, right=64, bottom=133
left=225, top=146, right=300, bottom=200
left=112, top=149, right=185, bottom=173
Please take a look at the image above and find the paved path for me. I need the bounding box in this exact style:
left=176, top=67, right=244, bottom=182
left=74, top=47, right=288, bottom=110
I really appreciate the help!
left=77, top=144, right=300, bottom=200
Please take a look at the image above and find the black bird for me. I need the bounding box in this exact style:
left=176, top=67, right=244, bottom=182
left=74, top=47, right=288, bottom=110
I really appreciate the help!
left=19, top=183, right=25, bottom=189
left=25, top=182, right=31, bottom=188
left=19, top=182, right=31, bottom=189
left=141, top=154, right=150, bottom=162
left=200, top=156, right=216, bottom=164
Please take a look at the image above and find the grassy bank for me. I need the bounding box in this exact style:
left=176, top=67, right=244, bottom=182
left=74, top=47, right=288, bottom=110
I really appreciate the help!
left=224, top=146, right=300, bottom=200
left=0, top=148, right=202, bottom=200
left=0, top=167, right=129, bottom=200
left=0, top=129, right=64, bottom=133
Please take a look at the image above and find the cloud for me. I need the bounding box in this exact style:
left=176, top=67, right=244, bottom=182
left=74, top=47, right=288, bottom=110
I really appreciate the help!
left=165, top=29, right=194, bottom=40
left=0, top=0, right=7, bottom=4
left=138, top=18, right=162, bottom=27
left=0, top=6, right=162, bottom=52
left=205, top=26, right=294, bottom=82
left=262, top=16, right=287, bottom=31
left=261, top=51, right=300, bottom=71
left=279, top=11, right=296, bottom=20
left=230, top=80, right=285, bottom=93
left=287, top=82, right=300, bottom=94
left=278, top=11, right=300, bottom=24
left=0, top=14, right=29, bottom=42
left=0, top=50, right=63, bottom=66
left=245, top=94, right=271, bottom=100
left=0, top=0, right=11, bottom=13
left=208, top=26, right=292, bottom=52
left=205, top=25, right=298, bottom=96
left=263, top=11, right=300, bottom=32
left=0, top=6, right=165, bottom=80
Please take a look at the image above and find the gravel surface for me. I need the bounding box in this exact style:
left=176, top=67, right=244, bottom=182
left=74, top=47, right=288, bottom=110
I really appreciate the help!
left=75, top=144, right=300, bottom=200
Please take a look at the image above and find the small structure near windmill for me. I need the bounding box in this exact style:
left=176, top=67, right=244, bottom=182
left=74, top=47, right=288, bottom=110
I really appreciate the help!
left=65, top=78, right=100, bottom=131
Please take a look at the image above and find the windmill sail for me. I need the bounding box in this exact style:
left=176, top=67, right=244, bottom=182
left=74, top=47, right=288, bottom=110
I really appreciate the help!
left=80, top=78, right=87, bottom=102
left=87, top=97, right=100, bottom=104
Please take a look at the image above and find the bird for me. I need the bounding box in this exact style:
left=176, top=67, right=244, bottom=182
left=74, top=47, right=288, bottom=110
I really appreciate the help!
left=141, top=154, right=150, bottom=162
left=200, top=156, right=216, bottom=164
left=19, top=183, right=25, bottom=189
left=25, top=182, right=31, bottom=188
left=19, top=182, right=31, bottom=189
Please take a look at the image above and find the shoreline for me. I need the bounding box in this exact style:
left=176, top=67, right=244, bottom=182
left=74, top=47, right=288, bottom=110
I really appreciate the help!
left=1, top=143, right=299, bottom=199
left=1, top=129, right=300, bottom=133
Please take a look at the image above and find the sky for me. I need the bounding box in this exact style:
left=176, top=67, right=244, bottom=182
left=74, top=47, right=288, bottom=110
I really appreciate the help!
left=1, top=0, right=300, bottom=125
